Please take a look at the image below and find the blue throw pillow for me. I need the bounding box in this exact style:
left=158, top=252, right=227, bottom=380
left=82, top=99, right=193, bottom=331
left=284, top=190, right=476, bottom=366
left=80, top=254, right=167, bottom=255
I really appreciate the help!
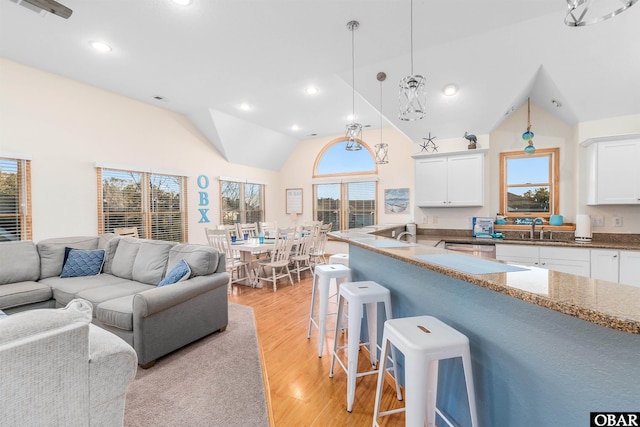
left=60, top=249, right=106, bottom=278
left=158, top=259, right=191, bottom=287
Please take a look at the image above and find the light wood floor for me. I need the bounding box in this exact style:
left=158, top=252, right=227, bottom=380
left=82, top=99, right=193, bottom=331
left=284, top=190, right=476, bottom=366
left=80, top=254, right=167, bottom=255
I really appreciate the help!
left=229, top=268, right=406, bottom=426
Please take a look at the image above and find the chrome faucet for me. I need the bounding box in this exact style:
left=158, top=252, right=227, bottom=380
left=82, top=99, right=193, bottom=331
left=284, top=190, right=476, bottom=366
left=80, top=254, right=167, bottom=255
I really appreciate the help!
left=530, top=217, right=545, bottom=239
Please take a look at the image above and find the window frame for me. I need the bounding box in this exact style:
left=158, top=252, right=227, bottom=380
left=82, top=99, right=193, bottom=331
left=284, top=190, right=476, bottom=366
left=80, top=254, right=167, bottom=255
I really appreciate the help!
left=219, top=179, right=265, bottom=226
left=312, top=137, right=379, bottom=231
left=97, top=167, right=188, bottom=242
left=0, top=156, right=32, bottom=241
left=499, top=147, right=560, bottom=220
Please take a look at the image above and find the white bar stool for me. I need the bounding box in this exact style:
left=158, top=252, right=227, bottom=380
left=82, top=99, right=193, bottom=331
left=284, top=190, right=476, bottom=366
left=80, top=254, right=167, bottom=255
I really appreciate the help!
left=329, top=253, right=349, bottom=267
left=373, top=315, right=478, bottom=427
left=307, top=264, right=352, bottom=357
left=329, top=281, right=402, bottom=413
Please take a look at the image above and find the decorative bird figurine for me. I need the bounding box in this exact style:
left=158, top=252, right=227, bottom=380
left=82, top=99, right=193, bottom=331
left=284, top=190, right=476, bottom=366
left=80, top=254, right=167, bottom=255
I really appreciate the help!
left=464, top=131, right=477, bottom=149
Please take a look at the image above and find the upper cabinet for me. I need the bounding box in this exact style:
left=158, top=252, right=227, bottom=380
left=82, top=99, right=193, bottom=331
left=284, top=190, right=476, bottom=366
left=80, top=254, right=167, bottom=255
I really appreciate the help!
left=413, top=150, right=485, bottom=207
left=582, top=135, right=640, bottom=205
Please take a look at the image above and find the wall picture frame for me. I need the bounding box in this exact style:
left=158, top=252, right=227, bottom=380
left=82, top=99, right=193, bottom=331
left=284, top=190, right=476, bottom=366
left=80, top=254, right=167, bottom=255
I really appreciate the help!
left=286, top=188, right=303, bottom=214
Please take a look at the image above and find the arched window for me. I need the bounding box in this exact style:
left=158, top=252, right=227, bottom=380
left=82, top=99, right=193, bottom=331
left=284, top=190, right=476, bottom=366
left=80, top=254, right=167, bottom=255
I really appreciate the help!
left=313, top=138, right=378, bottom=231
left=315, top=139, right=377, bottom=176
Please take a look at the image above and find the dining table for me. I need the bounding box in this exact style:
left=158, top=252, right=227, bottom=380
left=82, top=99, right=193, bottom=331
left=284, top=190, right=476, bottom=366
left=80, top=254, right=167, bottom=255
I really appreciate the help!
left=230, top=238, right=276, bottom=287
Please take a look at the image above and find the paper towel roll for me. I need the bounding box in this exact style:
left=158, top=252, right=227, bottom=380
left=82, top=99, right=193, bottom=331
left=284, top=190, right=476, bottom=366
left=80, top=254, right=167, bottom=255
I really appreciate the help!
left=575, top=214, right=592, bottom=242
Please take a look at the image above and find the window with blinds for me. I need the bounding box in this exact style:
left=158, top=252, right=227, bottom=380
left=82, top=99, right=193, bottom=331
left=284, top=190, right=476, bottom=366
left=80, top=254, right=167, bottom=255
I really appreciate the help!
left=220, top=180, right=264, bottom=226
left=312, top=137, right=378, bottom=231
left=314, top=181, right=376, bottom=231
left=98, top=168, right=188, bottom=242
left=0, top=157, right=32, bottom=241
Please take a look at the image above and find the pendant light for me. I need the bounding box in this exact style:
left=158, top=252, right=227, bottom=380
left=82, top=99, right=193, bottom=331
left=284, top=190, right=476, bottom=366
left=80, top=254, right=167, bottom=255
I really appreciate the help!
left=565, top=0, right=637, bottom=26
left=399, top=0, right=426, bottom=121
left=374, top=72, right=389, bottom=164
left=523, top=97, right=536, bottom=154
left=345, top=20, right=362, bottom=151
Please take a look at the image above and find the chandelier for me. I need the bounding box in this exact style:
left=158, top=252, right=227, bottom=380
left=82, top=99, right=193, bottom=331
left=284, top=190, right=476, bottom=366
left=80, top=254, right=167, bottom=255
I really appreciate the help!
left=345, top=20, right=362, bottom=151
left=523, top=97, right=535, bottom=154
left=374, top=72, right=389, bottom=164
left=565, top=0, right=638, bottom=26
left=399, top=0, right=426, bottom=121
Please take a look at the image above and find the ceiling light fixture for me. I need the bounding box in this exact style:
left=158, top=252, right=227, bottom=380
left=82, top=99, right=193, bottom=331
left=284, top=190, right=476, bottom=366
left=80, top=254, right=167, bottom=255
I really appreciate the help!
left=443, top=84, right=458, bottom=96
left=171, top=0, right=193, bottom=5
left=523, top=97, right=536, bottom=154
left=89, top=41, right=112, bottom=52
left=345, top=20, right=362, bottom=151
left=305, top=86, right=319, bottom=95
left=291, top=125, right=300, bottom=131
left=565, top=0, right=637, bottom=26
left=399, top=0, right=426, bottom=121
left=374, top=72, right=389, bottom=164
left=239, top=103, right=253, bottom=111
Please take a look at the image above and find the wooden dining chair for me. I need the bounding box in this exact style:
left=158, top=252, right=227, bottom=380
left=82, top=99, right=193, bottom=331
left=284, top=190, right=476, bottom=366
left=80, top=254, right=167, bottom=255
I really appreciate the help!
left=257, top=227, right=295, bottom=292
left=205, top=227, right=251, bottom=292
left=113, top=227, right=139, bottom=238
left=236, top=222, right=260, bottom=239
left=289, top=231, right=314, bottom=282
left=259, top=221, right=277, bottom=238
left=309, top=222, right=332, bottom=268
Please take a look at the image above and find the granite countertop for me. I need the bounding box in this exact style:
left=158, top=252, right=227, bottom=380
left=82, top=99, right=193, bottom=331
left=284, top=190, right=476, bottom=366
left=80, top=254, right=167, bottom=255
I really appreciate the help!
left=330, top=227, right=640, bottom=334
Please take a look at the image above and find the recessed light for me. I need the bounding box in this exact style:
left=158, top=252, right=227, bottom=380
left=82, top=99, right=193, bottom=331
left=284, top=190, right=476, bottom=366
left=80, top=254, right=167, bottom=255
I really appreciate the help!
left=442, top=84, right=458, bottom=96
left=304, top=86, right=319, bottom=95
left=346, top=114, right=355, bottom=121
left=291, top=125, right=300, bottom=131
left=170, top=0, right=192, bottom=5
left=89, top=41, right=112, bottom=52
left=239, top=103, right=253, bottom=111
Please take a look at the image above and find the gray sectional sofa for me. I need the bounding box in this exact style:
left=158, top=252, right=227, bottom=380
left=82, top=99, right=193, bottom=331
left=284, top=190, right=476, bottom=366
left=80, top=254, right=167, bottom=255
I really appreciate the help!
left=0, top=234, right=230, bottom=367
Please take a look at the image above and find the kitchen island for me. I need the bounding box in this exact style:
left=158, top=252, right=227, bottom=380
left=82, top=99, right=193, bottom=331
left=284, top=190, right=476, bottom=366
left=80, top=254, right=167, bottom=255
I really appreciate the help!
left=330, top=228, right=640, bottom=427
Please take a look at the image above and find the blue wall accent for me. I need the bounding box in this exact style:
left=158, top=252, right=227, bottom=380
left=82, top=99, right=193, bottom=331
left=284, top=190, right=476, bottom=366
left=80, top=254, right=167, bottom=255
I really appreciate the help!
left=350, top=245, right=640, bottom=427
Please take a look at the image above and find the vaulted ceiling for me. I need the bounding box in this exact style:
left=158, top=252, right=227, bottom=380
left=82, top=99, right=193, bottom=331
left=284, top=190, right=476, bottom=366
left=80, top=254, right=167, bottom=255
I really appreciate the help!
left=1, top=0, right=639, bottom=170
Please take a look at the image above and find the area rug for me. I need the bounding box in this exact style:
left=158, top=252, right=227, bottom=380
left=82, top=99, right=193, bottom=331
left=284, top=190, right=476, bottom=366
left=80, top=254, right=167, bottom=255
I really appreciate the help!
left=124, top=303, right=269, bottom=427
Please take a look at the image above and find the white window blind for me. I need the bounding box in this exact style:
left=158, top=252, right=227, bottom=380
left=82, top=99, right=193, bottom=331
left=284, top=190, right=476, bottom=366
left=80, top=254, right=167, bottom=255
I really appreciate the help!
left=220, top=180, right=265, bottom=226
left=0, top=157, right=32, bottom=241
left=313, top=181, right=377, bottom=231
left=99, top=167, right=187, bottom=242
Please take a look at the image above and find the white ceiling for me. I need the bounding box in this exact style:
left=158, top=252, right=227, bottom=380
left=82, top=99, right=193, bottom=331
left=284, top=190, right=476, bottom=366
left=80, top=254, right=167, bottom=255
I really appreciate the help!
left=1, top=0, right=639, bottom=171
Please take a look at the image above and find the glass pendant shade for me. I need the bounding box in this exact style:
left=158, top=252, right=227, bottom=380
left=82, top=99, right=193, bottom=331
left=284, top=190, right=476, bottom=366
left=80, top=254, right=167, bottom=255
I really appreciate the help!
left=345, top=123, right=363, bottom=151
left=399, top=75, right=427, bottom=121
left=523, top=97, right=536, bottom=154
left=399, top=0, right=426, bottom=121
left=374, top=143, right=389, bottom=164
left=565, top=0, right=638, bottom=26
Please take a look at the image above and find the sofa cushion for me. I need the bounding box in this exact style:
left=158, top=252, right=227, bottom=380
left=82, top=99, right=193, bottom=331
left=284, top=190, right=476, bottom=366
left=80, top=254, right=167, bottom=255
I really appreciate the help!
left=0, top=281, right=53, bottom=310
left=98, top=234, right=121, bottom=275
left=96, top=295, right=134, bottom=331
left=110, top=238, right=141, bottom=280
left=0, top=298, right=92, bottom=346
left=60, top=249, right=106, bottom=278
left=0, top=241, right=40, bottom=285
left=41, top=274, right=131, bottom=307
left=158, top=259, right=191, bottom=287
left=168, top=244, right=221, bottom=277
left=132, top=240, right=176, bottom=285
left=76, top=281, right=154, bottom=314
left=37, top=236, right=100, bottom=279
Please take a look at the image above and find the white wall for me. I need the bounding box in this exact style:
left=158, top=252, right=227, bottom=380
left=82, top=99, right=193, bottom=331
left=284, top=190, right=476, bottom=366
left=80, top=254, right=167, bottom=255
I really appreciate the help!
left=0, top=58, right=279, bottom=244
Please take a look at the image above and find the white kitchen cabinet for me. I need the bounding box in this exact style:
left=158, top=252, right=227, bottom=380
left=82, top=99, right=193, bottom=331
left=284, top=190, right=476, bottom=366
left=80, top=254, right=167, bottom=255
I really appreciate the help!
left=539, top=246, right=590, bottom=277
left=495, top=244, right=590, bottom=277
left=590, top=249, right=619, bottom=282
left=618, top=251, right=640, bottom=287
left=413, top=151, right=484, bottom=207
left=582, top=135, right=640, bottom=205
left=591, top=249, right=640, bottom=287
